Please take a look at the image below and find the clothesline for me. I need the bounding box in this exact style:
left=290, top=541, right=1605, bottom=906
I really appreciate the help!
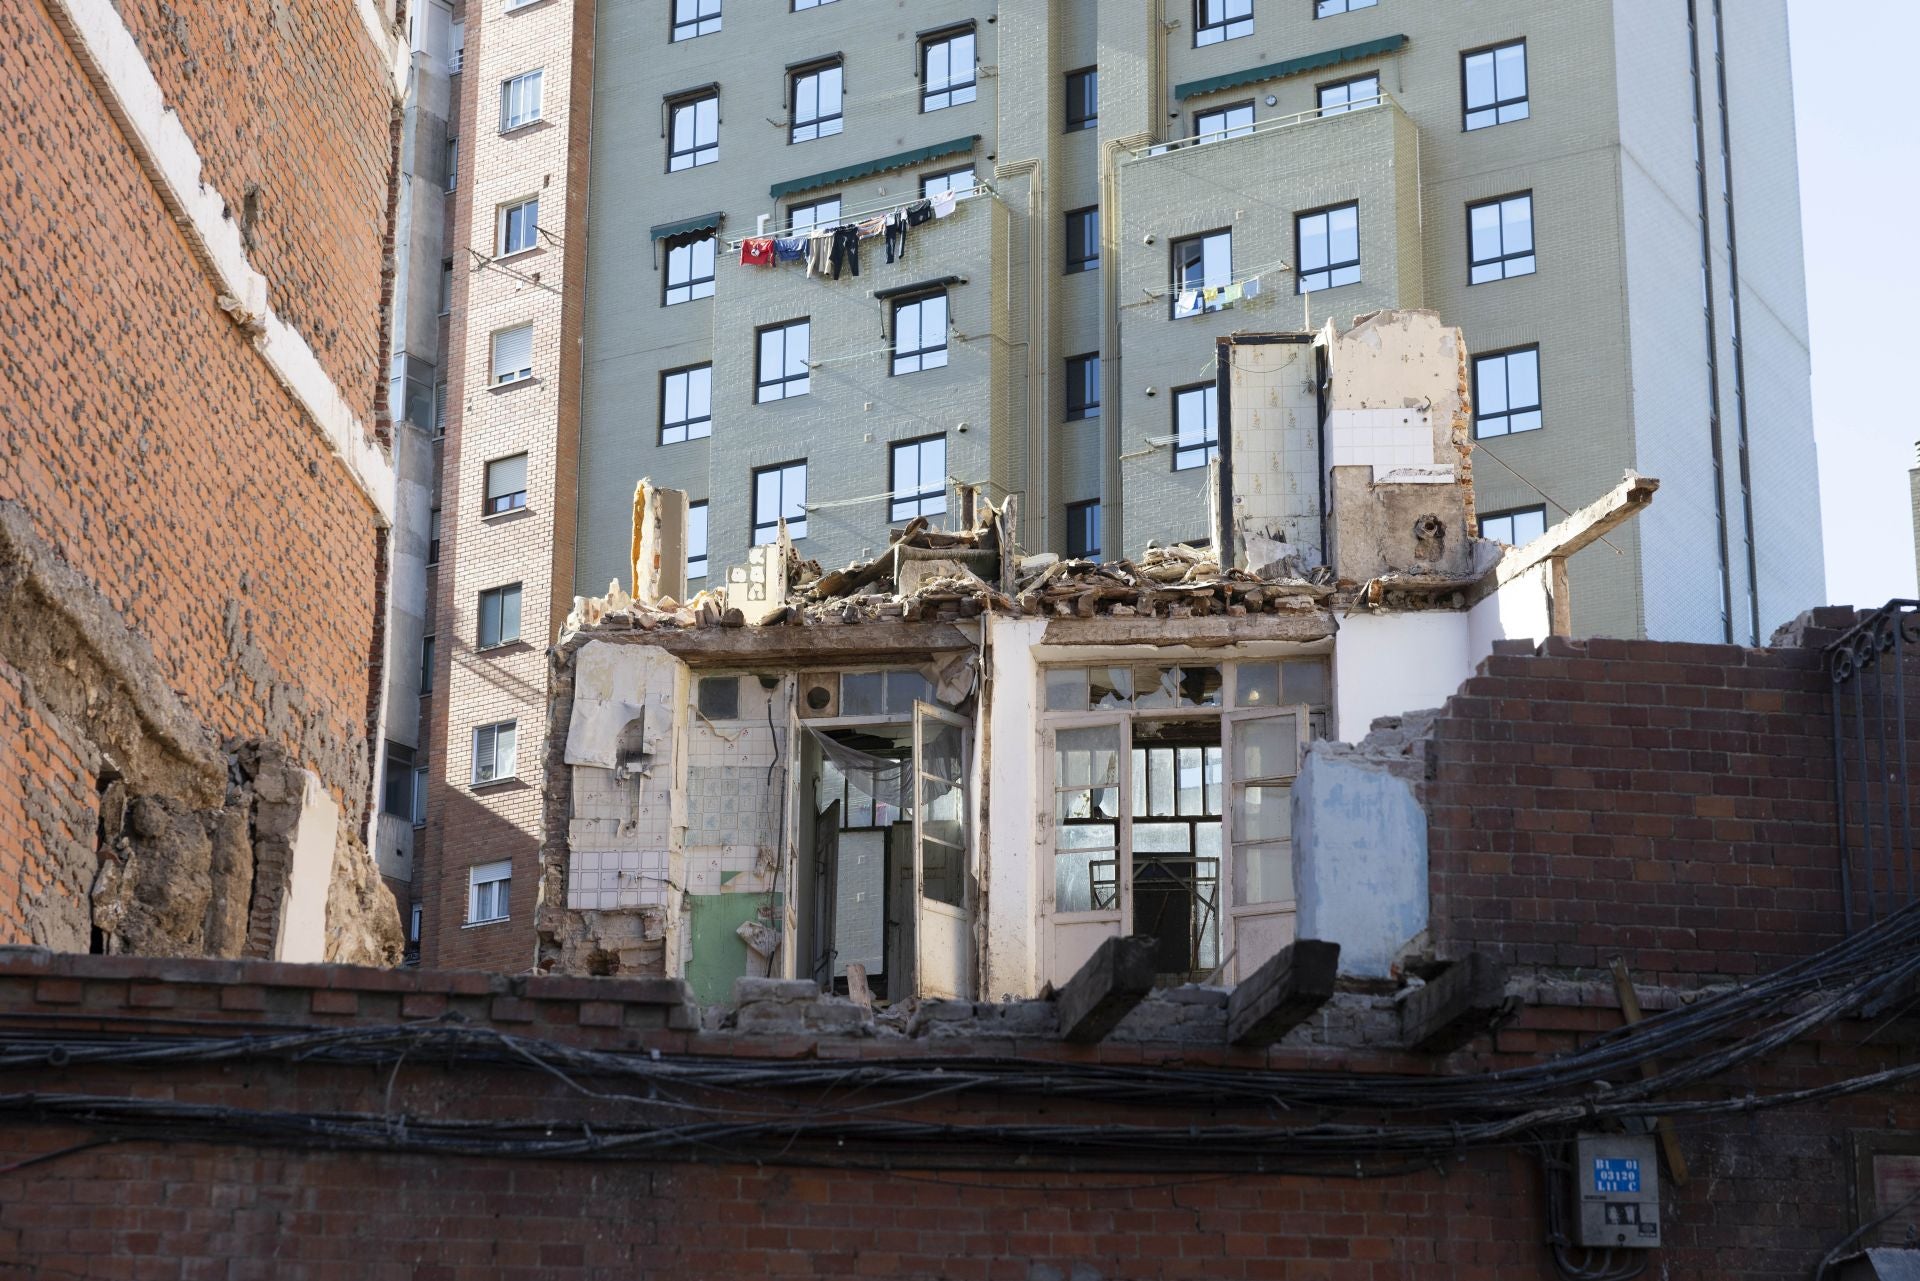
left=1141, top=253, right=1295, bottom=301
left=725, top=181, right=995, bottom=251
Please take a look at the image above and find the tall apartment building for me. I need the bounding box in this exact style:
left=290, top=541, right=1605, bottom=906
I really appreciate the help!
left=420, top=0, right=1823, bottom=964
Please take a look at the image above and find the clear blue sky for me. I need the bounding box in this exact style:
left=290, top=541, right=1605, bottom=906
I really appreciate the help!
left=1791, top=0, right=1919, bottom=607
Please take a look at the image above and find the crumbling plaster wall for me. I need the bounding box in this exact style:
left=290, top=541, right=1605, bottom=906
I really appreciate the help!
left=983, top=617, right=1046, bottom=1002
left=1223, top=338, right=1321, bottom=567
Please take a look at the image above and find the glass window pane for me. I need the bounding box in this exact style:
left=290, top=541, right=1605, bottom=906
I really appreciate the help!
left=1147, top=747, right=1173, bottom=816
left=1329, top=205, right=1358, bottom=260
left=1176, top=746, right=1204, bottom=815
left=1282, top=660, right=1330, bottom=708
left=1236, top=662, right=1280, bottom=707
left=1496, top=43, right=1527, bottom=99
left=1055, top=840, right=1117, bottom=912
left=1300, top=216, right=1327, bottom=271
left=1133, top=822, right=1191, bottom=854
left=1233, top=714, right=1299, bottom=780
left=1235, top=784, right=1291, bottom=843
left=1090, top=667, right=1132, bottom=709
left=841, top=672, right=882, bottom=716
left=1508, top=350, right=1539, bottom=407
left=1503, top=197, right=1533, bottom=253
left=1044, top=667, right=1088, bottom=712
left=1204, top=747, right=1223, bottom=816
left=1465, top=52, right=1494, bottom=110
left=1232, top=840, right=1292, bottom=906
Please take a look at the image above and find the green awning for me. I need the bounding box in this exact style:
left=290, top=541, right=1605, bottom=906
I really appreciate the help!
left=1173, top=34, right=1408, bottom=102
left=769, top=135, right=979, bottom=200
left=650, top=211, right=723, bottom=241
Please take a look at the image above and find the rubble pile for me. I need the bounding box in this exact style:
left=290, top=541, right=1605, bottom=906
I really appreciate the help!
left=1011, top=543, right=1332, bottom=620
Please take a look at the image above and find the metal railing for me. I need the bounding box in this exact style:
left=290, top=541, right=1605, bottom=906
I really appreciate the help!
left=1124, top=92, right=1399, bottom=162
left=1829, top=600, right=1920, bottom=932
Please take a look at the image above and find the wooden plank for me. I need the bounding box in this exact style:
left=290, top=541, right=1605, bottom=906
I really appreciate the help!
left=1053, top=935, right=1157, bottom=1043
left=1400, top=952, right=1510, bottom=1052
left=1468, top=471, right=1661, bottom=605
left=1227, top=939, right=1341, bottom=1046
left=1610, top=958, right=1691, bottom=1186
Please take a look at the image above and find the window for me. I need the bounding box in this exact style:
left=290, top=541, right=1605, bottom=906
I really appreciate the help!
left=1171, top=229, right=1231, bottom=319
left=1194, top=0, right=1252, bottom=45
left=789, top=196, right=841, bottom=233
left=445, top=137, right=458, bottom=190
left=420, top=634, right=435, bottom=694
left=433, top=383, right=447, bottom=437
left=1480, top=505, right=1548, bottom=547
left=485, top=454, right=528, bottom=515
left=753, top=461, right=808, bottom=543
left=892, top=292, right=949, bottom=375
left=687, top=501, right=709, bottom=579
left=382, top=742, right=416, bottom=820
left=499, top=197, right=539, bottom=255
left=500, top=70, right=543, bottom=131
left=477, top=584, right=523, bottom=648
left=890, top=436, right=947, bottom=522
left=1194, top=102, right=1254, bottom=144
left=1066, top=68, right=1097, bottom=130
left=922, top=29, right=976, bottom=112
left=1066, top=500, right=1100, bottom=559
left=1315, top=0, right=1376, bottom=15
left=661, top=364, right=713, bottom=443
left=450, top=21, right=464, bottom=73
left=756, top=319, right=810, bottom=402
left=921, top=166, right=975, bottom=200
left=791, top=61, right=844, bottom=143
left=1174, top=382, right=1219, bottom=471
left=1066, top=353, right=1100, bottom=421
left=411, top=764, right=427, bottom=827
left=1463, top=40, right=1528, bottom=131
left=1468, top=192, right=1535, bottom=283
left=471, top=722, right=517, bottom=785
left=467, top=859, right=511, bottom=922
left=664, top=231, right=716, bottom=305
left=1474, top=347, right=1542, bottom=439
left=438, top=259, right=453, bottom=314
left=668, top=92, right=719, bottom=170
left=428, top=508, right=441, bottom=563
left=409, top=902, right=422, bottom=943
left=698, top=675, right=739, bottom=721
left=792, top=0, right=836, bottom=8
left=1296, top=202, right=1359, bottom=293
left=672, top=0, right=720, bottom=41
left=1065, top=207, right=1099, bottom=273
left=1318, top=73, right=1379, bottom=114
left=491, top=323, right=533, bottom=385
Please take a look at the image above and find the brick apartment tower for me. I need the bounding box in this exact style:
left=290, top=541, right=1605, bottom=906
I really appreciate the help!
left=421, top=0, right=594, bottom=968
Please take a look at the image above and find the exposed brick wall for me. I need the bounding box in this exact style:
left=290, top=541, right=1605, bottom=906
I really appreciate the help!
left=0, top=664, right=99, bottom=950
left=0, top=953, right=1909, bottom=1278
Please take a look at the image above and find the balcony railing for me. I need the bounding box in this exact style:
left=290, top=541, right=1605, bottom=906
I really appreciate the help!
left=1124, top=92, right=1400, bottom=162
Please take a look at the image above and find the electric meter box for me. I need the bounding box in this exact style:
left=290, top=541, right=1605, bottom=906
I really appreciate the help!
left=1575, top=1134, right=1662, bottom=1249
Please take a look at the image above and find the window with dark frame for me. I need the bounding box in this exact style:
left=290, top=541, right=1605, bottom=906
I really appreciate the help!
left=668, top=92, right=719, bottom=170
left=1066, top=353, right=1100, bottom=421
left=921, top=28, right=976, bottom=112
left=1194, top=0, right=1252, bottom=46
left=756, top=319, right=810, bottom=401
left=420, top=635, right=434, bottom=695
left=445, top=137, right=458, bottom=190
left=791, top=60, right=844, bottom=143
left=1463, top=40, right=1529, bottom=131
left=891, top=292, right=949, bottom=375
left=428, top=508, right=441, bottom=563
left=921, top=166, right=975, bottom=200
left=661, top=364, right=713, bottom=444
left=788, top=195, right=841, bottom=233
left=1315, top=0, right=1376, bottom=16
left=1065, top=206, right=1099, bottom=273
left=663, top=230, right=716, bottom=305
left=1296, top=202, right=1360, bottom=292
left=792, top=0, right=836, bottom=9
left=382, top=742, right=416, bottom=820
left=1171, top=229, right=1231, bottom=319
left=1173, top=382, right=1219, bottom=471
left=477, top=584, right=523, bottom=649
left=1066, top=500, right=1100, bottom=559
left=753, top=461, right=808, bottom=543
left=889, top=435, right=948, bottom=522
left=687, top=501, right=709, bottom=579
left=1479, top=505, right=1547, bottom=547
left=1194, top=101, right=1253, bottom=143
left=438, top=259, right=453, bottom=314
left=1468, top=192, right=1535, bottom=284
left=1065, top=68, right=1097, bottom=130
left=672, top=0, right=720, bottom=41
left=1473, top=347, right=1542, bottom=438
left=485, top=454, right=528, bottom=515
left=1318, top=73, right=1380, bottom=114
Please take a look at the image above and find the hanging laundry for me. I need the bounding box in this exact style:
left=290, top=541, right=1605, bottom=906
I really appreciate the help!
left=855, top=217, right=886, bottom=240
left=1220, top=282, right=1244, bottom=305
left=1201, top=286, right=1219, bottom=303
left=930, top=191, right=958, bottom=219
left=804, top=228, right=833, bottom=277
left=773, top=237, right=807, bottom=263
left=739, top=237, right=775, bottom=266
left=1242, top=276, right=1262, bottom=299
left=1176, top=289, right=1199, bottom=313
left=883, top=208, right=908, bottom=264
left=829, top=224, right=862, bottom=278
left=904, top=199, right=934, bottom=228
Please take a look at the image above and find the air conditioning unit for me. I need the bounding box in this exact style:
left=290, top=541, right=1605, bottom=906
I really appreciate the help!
left=798, top=674, right=839, bottom=719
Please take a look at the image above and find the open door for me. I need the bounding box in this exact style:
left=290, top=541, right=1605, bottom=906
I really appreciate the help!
left=1221, top=703, right=1310, bottom=982
left=912, top=701, right=972, bottom=999
left=1042, top=718, right=1128, bottom=988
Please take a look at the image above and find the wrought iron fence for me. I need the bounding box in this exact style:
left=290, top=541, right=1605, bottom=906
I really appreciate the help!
left=1829, top=600, right=1920, bottom=932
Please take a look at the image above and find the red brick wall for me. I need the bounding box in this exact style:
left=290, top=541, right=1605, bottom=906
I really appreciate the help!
left=0, top=666, right=99, bottom=949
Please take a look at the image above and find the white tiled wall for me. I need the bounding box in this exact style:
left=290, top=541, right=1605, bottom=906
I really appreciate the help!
left=1326, top=408, right=1442, bottom=480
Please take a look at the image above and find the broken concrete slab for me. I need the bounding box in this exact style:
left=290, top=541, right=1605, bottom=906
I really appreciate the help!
left=1052, top=935, right=1157, bottom=1043
left=1400, top=952, right=1511, bottom=1052
left=1226, top=939, right=1340, bottom=1046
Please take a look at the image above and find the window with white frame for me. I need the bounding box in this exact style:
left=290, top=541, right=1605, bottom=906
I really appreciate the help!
left=485, top=454, right=528, bottom=515
left=756, top=319, right=810, bottom=402
left=1463, top=40, right=1529, bottom=131
left=891, top=292, right=949, bottom=375
left=1480, top=505, right=1548, bottom=547
left=1318, top=73, right=1380, bottom=114
left=500, top=70, right=543, bottom=131
left=428, top=507, right=441, bottom=562
left=411, top=764, right=428, bottom=828
left=1474, top=347, right=1542, bottom=438
left=668, top=92, right=719, bottom=170
left=789, top=196, right=841, bottom=234
left=477, top=583, right=522, bottom=649
left=409, top=902, right=423, bottom=943
left=687, top=501, right=709, bottom=579
left=1468, top=192, right=1535, bottom=283
left=1194, top=0, right=1252, bottom=46
left=792, top=0, right=836, bottom=8
left=445, top=137, right=458, bottom=190
left=921, top=166, right=975, bottom=200
left=1171, top=229, right=1231, bottom=319
left=433, top=383, right=447, bottom=437
left=1315, top=0, right=1376, bottom=16
left=450, top=21, right=464, bottom=73
left=921, top=29, right=976, bottom=112
left=753, top=461, right=808, bottom=543
left=467, top=859, right=511, bottom=923
left=664, top=231, right=716, bottom=305
left=791, top=61, right=844, bottom=143
left=471, top=722, right=517, bottom=785
left=1296, top=203, right=1360, bottom=292
left=660, top=364, right=713, bottom=444
left=672, top=0, right=720, bottom=41
left=889, top=435, right=947, bottom=522
left=491, top=323, right=533, bottom=384
left=498, top=197, right=539, bottom=256
left=420, top=634, right=435, bottom=694
left=1173, top=382, right=1218, bottom=471
left=1194, top=102, right=1253, bottom=144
